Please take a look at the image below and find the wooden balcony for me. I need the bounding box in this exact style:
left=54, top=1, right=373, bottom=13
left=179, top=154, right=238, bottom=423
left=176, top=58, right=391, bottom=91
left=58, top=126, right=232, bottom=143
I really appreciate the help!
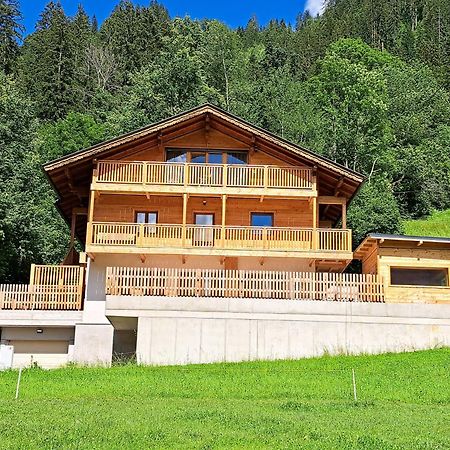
left=92, top=160, right=316, bottom=198
left=0, top=265, right=84, bottom=311
left=87, top=222, right=352, bottom=259
left=106, top=267, right=385, bottom=303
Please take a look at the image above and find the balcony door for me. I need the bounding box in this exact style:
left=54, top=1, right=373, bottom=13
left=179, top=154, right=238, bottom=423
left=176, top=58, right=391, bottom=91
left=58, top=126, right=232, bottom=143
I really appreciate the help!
left=193, top=213, right=215, bottom=247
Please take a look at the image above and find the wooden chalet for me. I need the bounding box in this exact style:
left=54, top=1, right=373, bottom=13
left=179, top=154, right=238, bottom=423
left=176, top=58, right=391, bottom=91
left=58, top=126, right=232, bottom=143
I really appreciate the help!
left=1, top=104, right=449, bottom=368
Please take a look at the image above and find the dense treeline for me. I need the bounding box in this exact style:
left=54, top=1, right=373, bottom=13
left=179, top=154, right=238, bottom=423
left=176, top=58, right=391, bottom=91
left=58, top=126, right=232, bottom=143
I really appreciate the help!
left=0, top=0, right=449, bottom=281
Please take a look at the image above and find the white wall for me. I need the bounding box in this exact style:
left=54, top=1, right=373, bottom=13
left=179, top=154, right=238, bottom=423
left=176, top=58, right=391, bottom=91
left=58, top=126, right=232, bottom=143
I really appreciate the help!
left=0, top=327, right=75, bottom=369
left=104, top=297, right=450, bottom=366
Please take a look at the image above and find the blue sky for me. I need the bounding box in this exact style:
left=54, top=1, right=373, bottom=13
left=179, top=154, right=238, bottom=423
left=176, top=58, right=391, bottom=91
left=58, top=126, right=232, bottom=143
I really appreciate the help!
left=21, top=1, right=325, bottom=35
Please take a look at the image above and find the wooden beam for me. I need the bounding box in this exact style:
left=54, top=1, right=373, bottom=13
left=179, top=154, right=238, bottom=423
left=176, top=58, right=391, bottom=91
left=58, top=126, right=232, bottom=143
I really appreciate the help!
left=318, top=196, right=347, bottom=205
left=72, top=207, right=88, bottom=216
left=70, top=212, right=76, bottom=247
left=221, top=194, right=227, bottom=246
left=342, top=202, right=347, bottom=229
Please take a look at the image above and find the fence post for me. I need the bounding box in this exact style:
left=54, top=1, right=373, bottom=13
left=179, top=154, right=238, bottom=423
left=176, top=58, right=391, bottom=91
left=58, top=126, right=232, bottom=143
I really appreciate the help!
left=29, top=264, right=36, bottom=286
left=352, top=368, right=358, bottom=402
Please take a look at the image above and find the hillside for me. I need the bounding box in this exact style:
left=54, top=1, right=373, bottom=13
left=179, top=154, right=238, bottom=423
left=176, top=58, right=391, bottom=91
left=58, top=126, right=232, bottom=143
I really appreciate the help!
left=0, top=349, right=449, bottom=449
left=404, top=210, right=450, bottom=238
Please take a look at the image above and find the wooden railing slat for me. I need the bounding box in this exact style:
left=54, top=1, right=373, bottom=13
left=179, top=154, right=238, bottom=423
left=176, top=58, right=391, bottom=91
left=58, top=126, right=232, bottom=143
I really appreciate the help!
left=105, top=267, right=384, bottom=303
left=95, top=160, right=314, bottom=191
left=0, top=265, right=84, bottom=311
left=91, top=223, right=352, bottom=253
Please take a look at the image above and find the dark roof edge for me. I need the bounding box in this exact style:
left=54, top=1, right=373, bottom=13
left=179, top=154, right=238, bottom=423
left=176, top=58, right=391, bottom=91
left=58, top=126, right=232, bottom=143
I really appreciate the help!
left=368, top=233, right=450, bottom=244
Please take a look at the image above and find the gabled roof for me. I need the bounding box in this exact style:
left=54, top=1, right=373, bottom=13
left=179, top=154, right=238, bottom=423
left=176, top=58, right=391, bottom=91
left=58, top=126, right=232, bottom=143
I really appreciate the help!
left=44, top=103, right=363, bottom=181
left=43, top=103, right=365, bottom=243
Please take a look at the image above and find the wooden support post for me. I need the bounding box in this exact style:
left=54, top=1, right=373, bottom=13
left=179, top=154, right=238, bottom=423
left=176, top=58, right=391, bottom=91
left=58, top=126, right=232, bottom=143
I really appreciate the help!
left=70, top=211, right=77, bottom=248
left=29, top=263, right=36, bottom=286
left=312, top=196, right=318, bottom=250
left=222, top=164, right=228, bottom=188
left=86, top=189, right=95, bottom=246
left=221, top=195, right=227, bottom=247
left=183, top=163, right=188, bottom=187
left=182, top=193, right=188, bottom=246
left=342, top=202, right=347, bottom=229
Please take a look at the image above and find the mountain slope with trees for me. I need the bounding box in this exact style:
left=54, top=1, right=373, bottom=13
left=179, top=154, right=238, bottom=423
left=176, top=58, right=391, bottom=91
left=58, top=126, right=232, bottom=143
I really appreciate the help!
left=0, top=0, right=449, bottom=281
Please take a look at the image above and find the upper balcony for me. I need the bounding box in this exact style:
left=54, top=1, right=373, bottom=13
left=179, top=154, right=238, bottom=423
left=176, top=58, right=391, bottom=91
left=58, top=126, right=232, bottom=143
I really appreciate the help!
left=92, top=160, right=316, bottom=198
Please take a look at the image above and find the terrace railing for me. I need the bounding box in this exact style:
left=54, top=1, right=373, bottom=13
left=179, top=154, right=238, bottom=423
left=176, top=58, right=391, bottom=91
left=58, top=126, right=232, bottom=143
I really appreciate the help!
left=95, top=160, right=314, bottom=191
left=106, top=267, right=384, bottom=303
left=0, top=265, right=84, bottom=311
left=90, top=223, right=352, bottom=253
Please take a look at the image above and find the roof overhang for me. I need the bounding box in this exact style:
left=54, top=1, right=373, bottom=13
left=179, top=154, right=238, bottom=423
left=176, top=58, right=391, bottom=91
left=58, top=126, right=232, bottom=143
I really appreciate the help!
left=43, top=103, right=365, bottom=243
left=354, top=233, right=450, bottom=260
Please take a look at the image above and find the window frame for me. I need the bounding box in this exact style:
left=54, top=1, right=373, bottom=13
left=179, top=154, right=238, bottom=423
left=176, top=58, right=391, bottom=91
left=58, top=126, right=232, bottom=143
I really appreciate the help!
left=165, top=148, right=248, bottom=165
left=250, top=212, right=275, bottom=228
left=389, top=266, right=449, bottom=288
left=193, top=212, right=215, bottom=226
left=134, top=211, right=159, bottom=224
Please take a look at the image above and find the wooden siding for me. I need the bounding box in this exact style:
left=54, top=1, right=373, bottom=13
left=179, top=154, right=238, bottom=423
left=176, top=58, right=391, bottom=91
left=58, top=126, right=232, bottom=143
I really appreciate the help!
left=93, top=195, right=314, bottom=228
left=359, top=241, right=450, bottom=304
left=378, top=247, right=450, bottom=304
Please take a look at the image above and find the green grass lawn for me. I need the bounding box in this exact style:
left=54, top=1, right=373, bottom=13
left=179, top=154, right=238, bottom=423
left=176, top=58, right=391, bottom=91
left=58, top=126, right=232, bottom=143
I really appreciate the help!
left=404, top=209, right=450, bottom=238
left=0, top=349, right=449, bottom=449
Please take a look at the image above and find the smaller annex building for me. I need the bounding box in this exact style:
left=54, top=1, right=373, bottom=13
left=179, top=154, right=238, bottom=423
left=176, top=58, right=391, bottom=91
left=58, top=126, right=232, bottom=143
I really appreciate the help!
left=355, top=234, right=450, bottom=304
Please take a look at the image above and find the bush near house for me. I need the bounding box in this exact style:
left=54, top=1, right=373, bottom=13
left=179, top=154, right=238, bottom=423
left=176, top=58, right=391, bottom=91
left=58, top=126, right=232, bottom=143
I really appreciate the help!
left=0, top=349, right=448, bottom=449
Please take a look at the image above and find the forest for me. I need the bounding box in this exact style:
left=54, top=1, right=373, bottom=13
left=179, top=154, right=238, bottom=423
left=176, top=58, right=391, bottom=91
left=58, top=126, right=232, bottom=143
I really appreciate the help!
left=0, top=0, right=449, bottom=282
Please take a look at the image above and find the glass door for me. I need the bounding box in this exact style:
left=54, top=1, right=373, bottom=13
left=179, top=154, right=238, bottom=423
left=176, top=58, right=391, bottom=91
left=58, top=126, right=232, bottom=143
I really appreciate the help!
left=194, top=213, right=215, bottom=247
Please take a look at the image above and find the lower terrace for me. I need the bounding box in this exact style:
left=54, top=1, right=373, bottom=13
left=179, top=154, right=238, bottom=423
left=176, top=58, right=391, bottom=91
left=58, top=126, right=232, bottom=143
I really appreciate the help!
left=0, top=264, right=385, bottom=310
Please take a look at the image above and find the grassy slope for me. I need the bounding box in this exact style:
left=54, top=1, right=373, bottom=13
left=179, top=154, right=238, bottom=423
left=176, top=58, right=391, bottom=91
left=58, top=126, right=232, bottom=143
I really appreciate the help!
left=0, top=349, right=449, bottom=449
left=404, top=209, right=450, bottom=238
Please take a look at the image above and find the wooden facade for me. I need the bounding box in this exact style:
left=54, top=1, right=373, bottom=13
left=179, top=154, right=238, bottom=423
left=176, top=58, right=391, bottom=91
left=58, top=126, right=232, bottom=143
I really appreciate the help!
left=355, top=235, right=450, bottom=303
left=69, top=105, right=359, bottom=270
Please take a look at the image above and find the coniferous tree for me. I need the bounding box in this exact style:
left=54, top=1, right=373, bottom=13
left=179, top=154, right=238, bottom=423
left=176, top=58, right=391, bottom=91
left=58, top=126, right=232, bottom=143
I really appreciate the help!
left=18, top=1, right=77, bottom=119
left=0, top=0, right=23, bottom=73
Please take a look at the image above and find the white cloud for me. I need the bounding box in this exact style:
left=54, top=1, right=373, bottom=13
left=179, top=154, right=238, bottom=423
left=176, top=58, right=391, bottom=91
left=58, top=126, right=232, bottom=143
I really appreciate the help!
left=305, top=0, right=326, bottom=16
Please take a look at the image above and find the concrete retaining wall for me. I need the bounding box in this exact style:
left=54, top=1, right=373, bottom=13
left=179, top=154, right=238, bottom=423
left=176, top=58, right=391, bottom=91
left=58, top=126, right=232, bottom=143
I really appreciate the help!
left=106, top=296, right=450, bottom=365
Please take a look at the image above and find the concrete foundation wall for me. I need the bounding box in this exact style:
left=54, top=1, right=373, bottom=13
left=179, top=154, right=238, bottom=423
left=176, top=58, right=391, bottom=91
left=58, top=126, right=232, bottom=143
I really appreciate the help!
left=106, top=297, right=450, bottom=365
left=73, top=323, right=114, bottom=366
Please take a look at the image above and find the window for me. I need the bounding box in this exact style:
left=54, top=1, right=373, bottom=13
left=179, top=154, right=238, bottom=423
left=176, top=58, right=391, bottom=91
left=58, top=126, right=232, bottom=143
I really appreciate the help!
left=166, top=150, right=187, bottom=163
left=135, top=211, right=158, bottom=224
left=251, top=213, right=274, bottom=227
left=165, top=149, right=248, bottom=164
left=390, top=267, right=449, bottom=287
left=227, top=152, right=247, bottom=165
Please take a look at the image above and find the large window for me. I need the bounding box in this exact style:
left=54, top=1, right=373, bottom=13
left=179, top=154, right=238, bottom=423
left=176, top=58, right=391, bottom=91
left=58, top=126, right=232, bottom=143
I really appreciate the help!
left=390, top=267, right=449, bottom=287
left=166, top=149, right=247, bottom=165
left=251, top=213, right=274, bottom=227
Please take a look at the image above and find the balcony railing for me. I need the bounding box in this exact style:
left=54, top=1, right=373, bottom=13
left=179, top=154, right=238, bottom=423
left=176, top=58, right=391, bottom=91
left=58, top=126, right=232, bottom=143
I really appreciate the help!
left=0, top=265, right=84, bottom=311
left=94, top=160, right=314, bottom=192
left=106, top=267, right=384, bottom=302
left=90, top=222, right=352, bottom=253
